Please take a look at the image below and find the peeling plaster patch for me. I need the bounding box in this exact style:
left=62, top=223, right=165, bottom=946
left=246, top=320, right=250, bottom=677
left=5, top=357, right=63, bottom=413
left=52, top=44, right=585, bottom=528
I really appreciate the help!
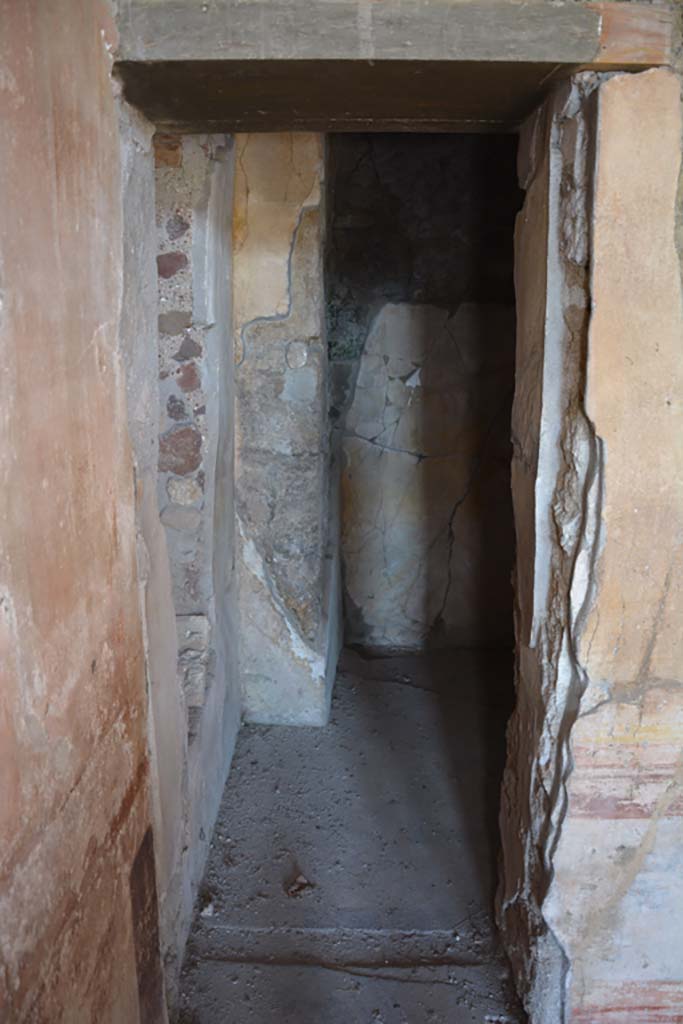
left=239, top=520, right=325, bottom=682
left=286, top=339, right=308, bottom=369
left=544, top=70, right=683, bottom=1023
left=500, top=73, right=604, bottom=1024
left=501, top=69, right=683, bottom=1024
left=234, top=133, right=340, bottom=725
left=282, top=364, right=317, bottom=404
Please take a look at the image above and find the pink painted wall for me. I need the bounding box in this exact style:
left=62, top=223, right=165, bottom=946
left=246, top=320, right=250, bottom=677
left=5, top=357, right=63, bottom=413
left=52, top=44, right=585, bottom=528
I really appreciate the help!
left=0, top=1, right=157, bottom=1018
left=502, top=68, right=683, bottom=1024
left=549, top=68, right=683, bottom=1024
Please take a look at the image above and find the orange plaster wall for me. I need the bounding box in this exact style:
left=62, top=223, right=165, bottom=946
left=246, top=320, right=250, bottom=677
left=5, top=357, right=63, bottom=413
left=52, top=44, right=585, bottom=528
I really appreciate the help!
left=0, top=1, right=154, bottom=1019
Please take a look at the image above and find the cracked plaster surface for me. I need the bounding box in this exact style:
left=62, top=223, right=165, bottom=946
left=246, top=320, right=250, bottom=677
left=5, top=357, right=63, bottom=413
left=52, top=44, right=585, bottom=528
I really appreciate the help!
left=341, top=301, right=515, bottom=650
left=500, top=69, right=683, bottom=1024
left=233, top=133, right=340, bottom=725
left=547, top=69, right=683, bottom=1024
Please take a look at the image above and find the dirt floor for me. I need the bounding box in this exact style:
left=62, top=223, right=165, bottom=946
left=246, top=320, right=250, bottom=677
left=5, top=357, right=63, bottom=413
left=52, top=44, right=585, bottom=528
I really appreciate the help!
left=178, top=648, right=524, bottom=1023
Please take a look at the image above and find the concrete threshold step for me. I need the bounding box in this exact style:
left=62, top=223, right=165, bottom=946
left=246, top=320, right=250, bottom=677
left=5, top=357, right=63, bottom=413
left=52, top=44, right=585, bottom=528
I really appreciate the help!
left=187, top=923, right=503, bottom=969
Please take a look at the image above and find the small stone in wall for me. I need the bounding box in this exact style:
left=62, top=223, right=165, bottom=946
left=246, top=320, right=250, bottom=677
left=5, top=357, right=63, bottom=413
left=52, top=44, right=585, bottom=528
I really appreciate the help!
left=177, top=616, right=211, bottom=709
left=179, top=648, right=207, bottom=707
left=177, top=614, right=210, bottom=652
left=167, top=476, right=203, bottom=506
left=161, top=504, right=202, bottom=532
left=286, top=340, right=309, bottom=369
left=157, top=251, right=189, bottom=279
left=166, top=394, right=187, bottom=421
left=176, top=361, right=200, bottom=393
left=154, top=134, right=182, bottom=168
left=166, top=212, right=190, bottom=240
left=158, top=424, right=202, bottom=475
left=173, top=335, right=202, bottom=361
left=159, top=310, right=192, bottom=336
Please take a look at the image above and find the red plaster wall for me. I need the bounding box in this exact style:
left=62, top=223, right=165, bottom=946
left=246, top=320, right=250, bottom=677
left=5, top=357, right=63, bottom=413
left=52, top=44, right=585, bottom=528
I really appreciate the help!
left=0, top=1, right=155, bottom=1019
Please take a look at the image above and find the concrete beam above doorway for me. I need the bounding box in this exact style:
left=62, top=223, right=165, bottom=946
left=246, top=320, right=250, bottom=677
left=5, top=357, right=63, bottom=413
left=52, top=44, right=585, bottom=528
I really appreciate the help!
left=114, top=1, right=674, bottom=132
left=116, top=1, right=673, bottom=66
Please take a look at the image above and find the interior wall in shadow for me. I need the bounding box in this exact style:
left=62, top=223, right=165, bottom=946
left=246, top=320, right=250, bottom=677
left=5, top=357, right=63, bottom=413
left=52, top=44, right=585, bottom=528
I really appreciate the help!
left=326, top=134, right=523, bottom=649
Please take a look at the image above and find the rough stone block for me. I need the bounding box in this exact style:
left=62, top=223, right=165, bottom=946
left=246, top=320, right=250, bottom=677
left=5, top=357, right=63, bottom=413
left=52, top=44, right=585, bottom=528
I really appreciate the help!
left=158, top=424, right=202, bottom=475
left=157, top=251, right=189, bottom=279
left=159, top=311, right=192, bottom=336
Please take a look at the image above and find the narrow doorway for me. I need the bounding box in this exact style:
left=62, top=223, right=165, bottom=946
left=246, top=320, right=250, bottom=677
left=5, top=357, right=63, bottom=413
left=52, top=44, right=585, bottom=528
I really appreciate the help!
left=180, top=132, right=524, bottom=1023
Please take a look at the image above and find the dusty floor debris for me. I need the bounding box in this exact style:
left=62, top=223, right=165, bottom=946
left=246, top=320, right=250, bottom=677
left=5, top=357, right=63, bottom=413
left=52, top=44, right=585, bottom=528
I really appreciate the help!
left=179, top=649, right=524, bottom=1022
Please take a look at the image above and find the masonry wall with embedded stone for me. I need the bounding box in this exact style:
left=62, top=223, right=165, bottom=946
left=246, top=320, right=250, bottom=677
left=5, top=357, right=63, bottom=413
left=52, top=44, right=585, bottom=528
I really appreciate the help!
left=233, top=133, right=342, bottom=726
left=499, top=69, right=683, bottom=1024
left=153, top=132, right=241, bottom=989
left=326, top=135, right=522, bottom=649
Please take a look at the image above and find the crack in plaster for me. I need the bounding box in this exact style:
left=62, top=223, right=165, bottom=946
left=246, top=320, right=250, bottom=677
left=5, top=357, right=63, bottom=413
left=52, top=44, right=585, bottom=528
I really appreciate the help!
left=435, top=391, right=515, bottom=631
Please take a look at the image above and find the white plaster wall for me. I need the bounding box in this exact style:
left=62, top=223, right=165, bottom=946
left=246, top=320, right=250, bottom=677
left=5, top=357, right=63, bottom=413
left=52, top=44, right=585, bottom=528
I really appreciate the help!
left=341, top=301, right=515, bottom=650
left=327, top=133, right=520, bottom=653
